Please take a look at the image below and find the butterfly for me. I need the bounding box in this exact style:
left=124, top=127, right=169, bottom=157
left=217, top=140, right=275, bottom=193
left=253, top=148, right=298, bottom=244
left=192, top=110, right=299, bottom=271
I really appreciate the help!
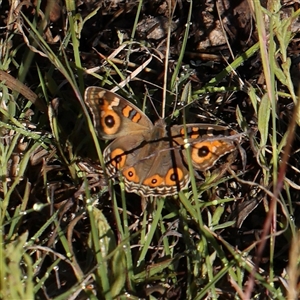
left=84, top=87, right=240, bottom=197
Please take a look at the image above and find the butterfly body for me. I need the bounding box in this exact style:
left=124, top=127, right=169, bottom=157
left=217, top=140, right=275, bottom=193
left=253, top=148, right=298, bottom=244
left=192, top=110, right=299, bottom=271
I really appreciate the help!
left=84, top=87, right=239, bottom=197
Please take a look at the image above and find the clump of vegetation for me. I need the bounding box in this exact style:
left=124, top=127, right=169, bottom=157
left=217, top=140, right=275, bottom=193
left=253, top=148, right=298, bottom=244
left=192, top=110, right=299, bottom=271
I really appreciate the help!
left=1, top=1, right=300, bottom=299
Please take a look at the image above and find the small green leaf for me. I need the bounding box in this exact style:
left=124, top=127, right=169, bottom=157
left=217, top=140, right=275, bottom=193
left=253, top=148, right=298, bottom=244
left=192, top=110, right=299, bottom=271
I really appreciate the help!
left=248, top=85, right=258, bottom=115
left=258, top=94, right=271, bottom=147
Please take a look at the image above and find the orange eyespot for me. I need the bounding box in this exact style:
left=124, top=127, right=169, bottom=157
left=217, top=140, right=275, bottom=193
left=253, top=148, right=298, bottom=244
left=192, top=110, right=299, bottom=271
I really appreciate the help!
left=101, top=111, right=121, bottom=135
left=143, top=174, right=164, bottom=187
left=191, top=142, right=213, bottom=164
left=191, top=141, right=225, bottom=164
left=165, top=168, right=184, bottom=186
left=110, top=148, right=126, bottom=168
left=97, top=98, right=121, bottom=135
left=123, top=167, right=139, bottom=183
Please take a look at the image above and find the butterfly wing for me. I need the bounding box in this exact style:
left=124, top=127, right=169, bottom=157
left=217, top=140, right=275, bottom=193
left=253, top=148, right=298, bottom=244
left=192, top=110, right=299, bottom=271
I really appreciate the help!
left=170, top=124, right=239, bottom=171
left=104, top=120, right=190, bottom=196
left=84, top=87, right=153, bottom=139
